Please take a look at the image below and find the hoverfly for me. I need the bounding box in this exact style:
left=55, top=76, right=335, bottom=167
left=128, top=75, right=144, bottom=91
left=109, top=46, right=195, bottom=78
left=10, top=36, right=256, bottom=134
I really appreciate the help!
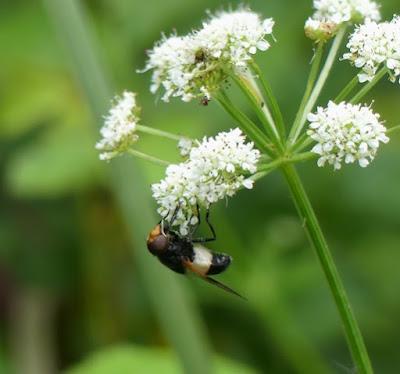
left=147, top=206, right=245, bottom=300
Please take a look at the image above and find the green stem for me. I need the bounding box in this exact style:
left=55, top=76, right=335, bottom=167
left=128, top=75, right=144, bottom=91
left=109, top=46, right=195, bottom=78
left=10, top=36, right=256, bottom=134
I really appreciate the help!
left=334, top=75, right=359, bottom=103
left=290, top=151, right=316, bottom=163
left=291, top=133, right=314, bottom=153
left=136, top=124, right=182, bottom=141
left=281, top=164, right=373, bottom=374
left=216, top=91, right=276, bottom=156
left=289, top=27, right=347, bottom=145
left=258, top=152, right=316, bottom=172
left=249, top=169, right=276, bottom=182
left=387, top=124, right=400, bottom=134
left=231, top=73, right=283, bottom=150
left=288, top=42, right=324, bottom=145
left=126, top=149, right=170, bottom=166
left=258, top=158, right=284, bottom=172
left=350, top=68, right=387, bottom=104
left=250, top=61, right=286, bottom=138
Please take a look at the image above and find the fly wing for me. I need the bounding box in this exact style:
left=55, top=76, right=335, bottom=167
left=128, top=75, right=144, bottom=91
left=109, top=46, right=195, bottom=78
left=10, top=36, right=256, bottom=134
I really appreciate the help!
left=182, top=257, right=247, bottom=300
left=197, top=275, right=247, bottom=301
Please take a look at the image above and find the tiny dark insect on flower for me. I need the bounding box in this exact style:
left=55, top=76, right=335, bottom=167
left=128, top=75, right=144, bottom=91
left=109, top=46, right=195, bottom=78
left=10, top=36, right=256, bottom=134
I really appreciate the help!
left=201, top=96, right=210, bottom=106
left=194, top=49, right=206, bottom=63
left=147, top=206, right=246, bottom=300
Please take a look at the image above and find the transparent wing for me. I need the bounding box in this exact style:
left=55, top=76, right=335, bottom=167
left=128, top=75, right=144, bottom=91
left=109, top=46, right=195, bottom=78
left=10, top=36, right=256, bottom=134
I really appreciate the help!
left=196, top=274, right=247, bottom=301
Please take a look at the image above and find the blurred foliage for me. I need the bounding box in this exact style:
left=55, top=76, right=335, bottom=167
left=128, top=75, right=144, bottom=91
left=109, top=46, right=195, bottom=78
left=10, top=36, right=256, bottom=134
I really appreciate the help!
left=0, top=0, right=400, bottom=373
left=67, top=345, right=256, bottom=374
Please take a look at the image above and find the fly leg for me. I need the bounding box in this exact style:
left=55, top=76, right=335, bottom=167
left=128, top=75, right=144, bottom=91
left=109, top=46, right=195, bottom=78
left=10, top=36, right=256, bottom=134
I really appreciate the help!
left=161, top=204, right=181, bottom=235
left=192, top=208, right=217, bottom=243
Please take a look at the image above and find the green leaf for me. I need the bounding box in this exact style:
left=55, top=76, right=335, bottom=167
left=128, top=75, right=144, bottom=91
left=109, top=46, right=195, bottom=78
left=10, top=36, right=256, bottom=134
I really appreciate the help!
left=0, top=68, right=78, bottom=140
left=66, top=345, right=257, bottom=374
left=5, top=121, right=102, bottom=198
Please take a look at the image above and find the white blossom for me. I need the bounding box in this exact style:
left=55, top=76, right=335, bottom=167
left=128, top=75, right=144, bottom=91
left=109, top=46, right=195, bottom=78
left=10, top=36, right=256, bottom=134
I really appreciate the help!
left=343, top=16, right=400, bottom=83
left=143, top=9, right=275, bottom=103
left=178, top=137, right=194, bottom=157
left=307, top=101, right=389, bottom=170
left=311, top=0, right=381, bottom=25
left=96, top=91, right=139, bottom=161
left=152, top=128, right=260, bottom=234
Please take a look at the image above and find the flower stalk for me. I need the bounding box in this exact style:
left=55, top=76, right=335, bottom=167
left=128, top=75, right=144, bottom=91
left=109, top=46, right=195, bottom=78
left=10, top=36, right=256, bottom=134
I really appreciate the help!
left=126, top=149, right=170, bottom=166
left=216, top=91, right=277, bottom=156
left=231, top=73, right=283, bottom=150
left=289, top=42, right=325, bottom=145
left=334, top=75, right=359, bottom=103
left=350, top=68, right=388, bottom=104
left=387, top=124, right=400, bottom=134
left=288, top=26, right=347, bottom=145
left=281, top=163, right=373, bottom=374
left=250, top=61, right=286, bottom=139
left=136, top=124, right=183, bottom=141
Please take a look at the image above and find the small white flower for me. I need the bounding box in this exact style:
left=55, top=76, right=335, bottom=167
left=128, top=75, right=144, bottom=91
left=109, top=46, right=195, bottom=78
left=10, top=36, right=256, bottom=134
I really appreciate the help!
left=152, top=128, right=260, bottom=234
left=311, top=0, right=381, bottom=25
left=307, top=101, right=389, bottom=170
left=143, top=9, right=275, bottom=103
left=343, top=16, right=400, bottom=83
left=96, top=91, right=139, bottom=161
left=178, top=137, right=194, bottom=157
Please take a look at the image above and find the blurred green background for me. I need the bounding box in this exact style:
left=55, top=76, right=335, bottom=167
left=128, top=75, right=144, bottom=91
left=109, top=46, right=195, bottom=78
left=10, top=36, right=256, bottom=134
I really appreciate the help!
left=1, top=0, right=399, bottom=373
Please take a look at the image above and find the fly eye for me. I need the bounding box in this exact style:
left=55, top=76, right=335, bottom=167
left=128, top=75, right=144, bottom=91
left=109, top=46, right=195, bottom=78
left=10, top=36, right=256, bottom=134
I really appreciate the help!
left=147, top=235, right=169, bottom=255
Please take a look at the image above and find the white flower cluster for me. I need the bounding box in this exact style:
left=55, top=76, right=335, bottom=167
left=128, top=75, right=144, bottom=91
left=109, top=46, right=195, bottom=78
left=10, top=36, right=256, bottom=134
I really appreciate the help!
left=305, top=0, right=381, bottom=39
left=307, top=101, right=389, bottom=170
left=311, top=0, right=381, bottom=24
left=152, top=128, right=260, bottom=234
left=343, top=16, right=400, bottom=83
left=96, top=91, right=139, bottom=161
left=144, top=9, right=274, bottom=103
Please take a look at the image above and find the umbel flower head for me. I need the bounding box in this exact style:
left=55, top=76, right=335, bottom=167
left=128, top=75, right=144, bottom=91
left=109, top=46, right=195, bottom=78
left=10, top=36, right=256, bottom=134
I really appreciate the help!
left=143, top=9, right=274, bottom=103
left=307, top=101, right=389, bottom=170
left=96, top=91, right=140, bottom=161
left=152, top=128, right=260, bottom=234
left=311, top=0, right=381, bottom=24
left=343, top=16, right=400, bottom=83
left=305, top=0, right=381, bottom=37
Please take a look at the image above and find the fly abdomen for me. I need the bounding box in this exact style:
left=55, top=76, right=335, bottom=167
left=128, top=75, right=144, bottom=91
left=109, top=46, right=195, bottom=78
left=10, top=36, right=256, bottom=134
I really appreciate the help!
left=190, top=245, right=232, bottom=276
left=207, top=252, right=232, bottom=275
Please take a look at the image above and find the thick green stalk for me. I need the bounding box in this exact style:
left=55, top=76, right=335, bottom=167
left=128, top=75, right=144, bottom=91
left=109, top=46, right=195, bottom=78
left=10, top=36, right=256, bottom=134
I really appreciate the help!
left=250, top=61, right=286, bottom=138
left=334, top=75, right=359, bottom=103
left=281, top=164, right=373, bottom=374
left=230, top=73, right=283, bottom=150
left=216, top=91, right=276, bottom=156
left=126, top=149, right=170, bottom=166
left=136, top=124, right=182, bottom=141
left=288, top=42, right=324, bottom=144
left=258, top=152, right=317, bottom=172
left=350, top=68, right=387, bottom=104
left=42, top=1, right=213, bottom=373
left=289, top=27, right=347, bottom=145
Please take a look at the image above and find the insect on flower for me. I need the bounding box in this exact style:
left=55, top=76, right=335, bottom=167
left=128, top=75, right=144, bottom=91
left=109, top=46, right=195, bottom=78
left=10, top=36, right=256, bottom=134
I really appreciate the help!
left=147, top=206, right=246, bottom=300
left=200, top=96, right=210, bottom=106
